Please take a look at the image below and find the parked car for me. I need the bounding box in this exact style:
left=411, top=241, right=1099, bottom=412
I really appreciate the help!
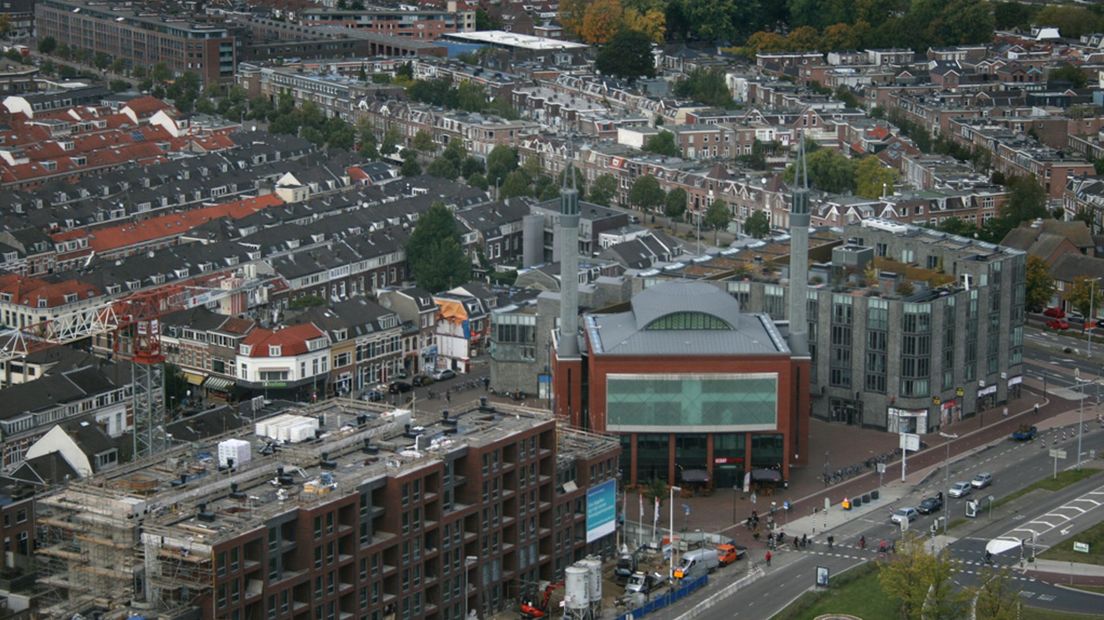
left=890, top=507, right=919, bottom=525
left=361, top=389, right=385, bottom=402
left=625, top=572, right=662, bottom=595
left=1047, top=319, right=1070, bottom=330
left=1011, top=425, right=1038, bottom=441
left=433, top=368, right=456, bottom=381
left=388, top=381, right=412, bottom=394
left=917, top=496, right=943, bottom=514
left=949, top=481, right=972, bottom=498
left=716, top=543, right=747, bottom=565
left=412, top=375, right=433, bottom=387
left=1044, top=307, right=1066, bottom=318
left=614, top=551, right=637, bottom=584
left=971, top=472, right=993, bottom=489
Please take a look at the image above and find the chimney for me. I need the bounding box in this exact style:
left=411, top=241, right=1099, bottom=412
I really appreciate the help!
left=557, top=155, right=581, bottom=359
left=787, top=133, right=811, bottom=357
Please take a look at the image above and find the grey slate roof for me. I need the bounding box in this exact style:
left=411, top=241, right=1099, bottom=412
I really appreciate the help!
left=587, top=281, right=790, bottom=356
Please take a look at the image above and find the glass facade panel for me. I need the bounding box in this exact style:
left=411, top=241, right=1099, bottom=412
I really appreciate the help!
left=635, top=434, right=669, bottom=483
left=606, top=374, right=778, bottom=431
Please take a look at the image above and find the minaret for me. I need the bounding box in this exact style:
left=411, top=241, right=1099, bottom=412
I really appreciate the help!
left=557, top=160, right=581, bottom=358
left=788, top=135, right=810, bottom=356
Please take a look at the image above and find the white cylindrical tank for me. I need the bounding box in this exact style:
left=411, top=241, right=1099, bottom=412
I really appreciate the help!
left=564, top=564, right=590, bottom=611
left=582, top=557, right=602, bottom=604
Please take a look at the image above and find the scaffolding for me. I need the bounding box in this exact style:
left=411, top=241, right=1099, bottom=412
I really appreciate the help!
left=34, top=484, right=146, bottom=619
left=142, top=525, right=214, bottom=615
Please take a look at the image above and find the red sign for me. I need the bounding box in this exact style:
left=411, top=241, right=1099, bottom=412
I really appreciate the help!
left=714, top=456, right=744, bottom=465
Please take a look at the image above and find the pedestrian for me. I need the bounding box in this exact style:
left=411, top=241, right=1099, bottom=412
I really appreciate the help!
left=446, top=389, right=451, bottom=403
left=801, top=534, right=808, bottom=549
left=765, top=550, right=772, bottom=566
left=827, top=535, right=834, bottom=549
left=793, top=535, right=800, bottom=550
left=1003, top=406, right=1008, bottom=418
left=859, top=535, right=865, bottom=550
left=1034, top=403, right=1040, bottom=416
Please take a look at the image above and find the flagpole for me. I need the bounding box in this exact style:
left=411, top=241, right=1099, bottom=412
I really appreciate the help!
left=638, top=492, right=645, bottom=549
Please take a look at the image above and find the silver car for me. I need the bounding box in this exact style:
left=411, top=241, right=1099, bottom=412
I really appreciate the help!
left=949, top=481, right=972, bottom=498
left=971, top=473, right=993, bottom=489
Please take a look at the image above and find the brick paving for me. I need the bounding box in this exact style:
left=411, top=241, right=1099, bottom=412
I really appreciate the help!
left=633, top=385, right=1060, bottom=553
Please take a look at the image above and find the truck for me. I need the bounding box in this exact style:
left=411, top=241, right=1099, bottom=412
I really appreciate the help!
left=673, top=548, right=719, bottom=580
left=716, top=543, right=746, bottom=565
left=624, top=571, right=662, bottom=595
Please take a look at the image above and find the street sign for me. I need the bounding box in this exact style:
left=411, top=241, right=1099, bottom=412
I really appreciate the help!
left=1050, top=449, right=1068, bottom=459
left=956, top=387, right=965, bottom=397
left=966, top=500, right=979, bottom=518
left=1074, top=542, right=1090, bottom=553
left=877, top=463, right=886, bottom=474
left=900, top=433, right=920, bottom=452
left=816, top=566, right=830, bottom=587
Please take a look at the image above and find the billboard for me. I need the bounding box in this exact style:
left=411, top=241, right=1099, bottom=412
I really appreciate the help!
left=585, top=479, right=617, bottom=543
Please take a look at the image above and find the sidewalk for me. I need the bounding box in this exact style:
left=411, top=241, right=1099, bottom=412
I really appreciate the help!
left=1028, top=559, right=1104, bottom=587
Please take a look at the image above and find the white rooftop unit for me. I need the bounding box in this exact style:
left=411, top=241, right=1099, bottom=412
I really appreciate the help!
left=255, top=413, right=320, bottom=444
left=217, top=438, right=252, bottom=468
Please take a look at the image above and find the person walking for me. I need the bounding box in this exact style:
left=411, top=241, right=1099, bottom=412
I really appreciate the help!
left=801, top=534, right=808, bottom=549
left=793, top=535, right=800, bottom=550
left=827, top=535, right=834, bottom=549
left=859, top=535, right=866, bottom=550
left=765, top=550, right=772, bottom=566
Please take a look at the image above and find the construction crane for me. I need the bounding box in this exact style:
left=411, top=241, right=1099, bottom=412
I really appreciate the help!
left=0, top=275, right=259, bottom=459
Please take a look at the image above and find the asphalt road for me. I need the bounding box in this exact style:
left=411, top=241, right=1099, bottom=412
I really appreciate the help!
left=660, top=425, right=1104, bottom=620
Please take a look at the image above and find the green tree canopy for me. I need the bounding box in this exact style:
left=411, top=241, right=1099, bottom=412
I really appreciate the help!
left=588, top=174, right=618, bottom=206
left=1067, top=276, right=1103, bottom=321
left=412, top=129, right=435, bottom=153
left=595, top=28, right=656, bottom=81
left=628, top=175, right=665, bottom=211
left=427, top=156, right=459, bottom=180
left=704, top=199, right=731, bottom=243
left=854, top=156, right=898, bottom=199
left=665, top=188, right=688, bottom=219
left=786, top=148, right=856, bottom=194
left=461, top=156, right=485, bottom=178
left=406, top=202, right=472, bottom=292
left=400, top=153, right=422, bottom=177
left=486, top=145, right=519, bottom=185
left=1025, top=255, right=1055, bottom=313
left=643, top=131, right=679, bottom=157
left=1049, top=63, right=1088, bottom=89
left=38, top=36, right=58, bottom=55
left=879, top=533, right=967, bottom=620
left=744, top=210, right=770, bottom=239
left=499, top=170, right=532, bottom=199
left=673, top=68, right=732, bottom=107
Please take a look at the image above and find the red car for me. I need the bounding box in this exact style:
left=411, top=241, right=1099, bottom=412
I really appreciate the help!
left=1047, top=319, right=1070, bottom=330
left=1044, top=307, right=1066, bottom=318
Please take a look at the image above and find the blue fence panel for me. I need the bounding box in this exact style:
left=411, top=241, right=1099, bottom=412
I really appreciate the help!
left=615, top=575, right=709, bottom=620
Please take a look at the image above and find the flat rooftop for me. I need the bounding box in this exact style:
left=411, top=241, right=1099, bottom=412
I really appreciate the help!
left=40, top=399, right=615, bottom=548
left=442, top=30, right=588, bottom=51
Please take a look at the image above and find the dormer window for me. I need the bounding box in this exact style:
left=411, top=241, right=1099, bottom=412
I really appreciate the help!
left=63, top=293, right=78, bottom=304
left=174, top=268, right=189, bottom=279
left=269, top=345, right=282, bottom=356
left=126, top=280, right=140, bottom=290
left=240, top=344, right=253, bottom=355
left=37, top=299, right=47, bottom=308
left=106, top=284, right=121, bottom=294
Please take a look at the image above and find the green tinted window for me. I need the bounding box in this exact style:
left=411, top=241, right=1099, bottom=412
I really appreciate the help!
left=607, top=374, right=777, bottom=431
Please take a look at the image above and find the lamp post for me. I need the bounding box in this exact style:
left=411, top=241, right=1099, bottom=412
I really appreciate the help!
left=669, top=485, right=681, bottom=581
left=462, top=555, right=477, bottom=620
left=1088, top=278, right=1101, bottom=356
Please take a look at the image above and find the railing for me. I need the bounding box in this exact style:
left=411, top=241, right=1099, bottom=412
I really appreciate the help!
left=614, top=574, right=708, bottom=620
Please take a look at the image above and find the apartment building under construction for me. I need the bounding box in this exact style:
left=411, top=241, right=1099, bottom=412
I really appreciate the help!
left=33, top=398, right=620, bottom=620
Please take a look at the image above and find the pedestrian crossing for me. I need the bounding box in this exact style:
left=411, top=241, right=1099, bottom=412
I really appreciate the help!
left=769, top=544, right=1038, bottom=583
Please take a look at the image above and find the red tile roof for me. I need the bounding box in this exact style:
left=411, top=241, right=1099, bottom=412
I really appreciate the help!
left=0, top=274, right=100, bottom=308
left=50, top=194, right=285, bottom=253
left=123, top=95, right=174, bottom=118
left=240, top=323, right=327, bottom=357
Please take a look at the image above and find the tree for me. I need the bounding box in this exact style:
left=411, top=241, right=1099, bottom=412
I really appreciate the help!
left=704, top=199, right=730, bottom=244
left=581, top=0, right=624, bottom=44
left=744, top=210, right=770, bottom=239
left=461, top=156, right=484, bottom=178
left=665, top=188, right=687, bottom=220
left=623, top=7, right=666, bottom=43
left=595, top=28, right=655, bottom=81
left=475, top=8, right=500, bottom=31
left=821, top=22, right=862, bottom=50
left=290, top=295, right=327, bottom=309
left=1003, top=176, right=1048, bottom=227
left=879, top=534, right=958, bottom=620
left=935, top=216, right=978, bottom=238
left=0, top=14, right=12, bottom=38
left=559, top=0, right=589, bottom=38
left=643, top=131, right=679, bottom=157
left=1025, top=255, right=1055, bottom=313
left=786, top=148, right=855, bottom=194
left=427, top=156, right=459, bottom=180
left=400, top=153, right=422, bottom=177
left=38, top=36, right=58, bottom=55
left=673, top=67, right=732, bottom=107
left=854, top=156, right=898, bottom=199
left=93, top=52, right=111, bottom=70
left=467, top=172, right=488, bottom=190
left=412, top=129, right=435, bottom=154
left=195, top=97, right=216, bottom=115
left=164, top=364, right=189, bottom=412
left=151, top=62, right=171, bottom=83
left=1068, top=276, right=1103, bottom=322
left=785, top=25, right=821, bottom=50
left=628, top=175, right=665, bottom=211
left=972, top=566, right=1021, bottom=620
left=380, top=127, right=400, bottom=156
left=109, top=79, right=131, bottom=93
left=486, top=145, right=519, bottom=186
left=589, top=174, right=618, bottom=206
left=499, top=170, right=532, bottom=199
left=405, top=202, right=471, bottom=292
left=1049, top=63, right=1088, bottom=89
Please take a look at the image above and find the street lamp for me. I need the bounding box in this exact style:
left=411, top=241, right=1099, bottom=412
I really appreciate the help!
left=462, top=555, right=477, bottom=620
left=669, top=485, right=681, bottom=581
left=939, top=432, right=957, bottom=534
left=1075, top=368, right=1092, bottom=470
left=1087, top=277, right=1102, bottom=356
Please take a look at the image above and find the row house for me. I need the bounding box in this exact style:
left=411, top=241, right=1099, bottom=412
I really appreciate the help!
left=300, top=7, right=472, bottom=40
left=456, top=199, right=531, bottom=267
left=235, top=323, right=332, bottom=401
left=267, top=230, right=409, bottom=306
left=0, top=362, right=132, bottom=467
left=356, top=100, right=540, bottom=158
left=296, top=298, right=403, bottom=396
left=903, top=154, right=991, bottom=190
left=412, top=59, right=519, bottom=101
left=811, top=189, right=1008, bottom=229
left=1063, top=175, right=1104, bottom=232
left=511, top=86, right=607, bottom=131
left=746, top=81, right=846, bottom=111
left=237, top=63, right=404, bottom=123
left=161, top=308, right=257, bottom=399
left=883, top=92, right=987, bottom=138
left=516, top=134, right=572, bottom=179
left=377, top=287, right=439, bottom=377
left=755, top=52, right=826, bottom=82
left=433, top=292, right=490, bottom=374
left=660, top=124, right=737, bottom=160
left=992, top=139, right=1094, bottom=198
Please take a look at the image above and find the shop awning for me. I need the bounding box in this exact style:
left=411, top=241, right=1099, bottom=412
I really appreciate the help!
left=204, top=376, right=234, bottom=392
left=751, top=468, right=783, bottom=483
left=680, top=469, right=710, bottom=484
left=182, top=372, right=206, bottom=386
